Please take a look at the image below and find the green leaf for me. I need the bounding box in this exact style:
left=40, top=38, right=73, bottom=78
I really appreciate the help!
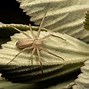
left=0, top=26, right=89, bottom=66
left=0, top=25, right=89, bottom=86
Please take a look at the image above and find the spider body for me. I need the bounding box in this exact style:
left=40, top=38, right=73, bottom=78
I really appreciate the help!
left=16, top=38, right=43, bottom=50
left=7, top=4, right=65, bottom=73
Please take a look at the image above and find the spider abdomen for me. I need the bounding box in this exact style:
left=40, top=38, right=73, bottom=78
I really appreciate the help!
left=16, top=38, right=33, bottom=49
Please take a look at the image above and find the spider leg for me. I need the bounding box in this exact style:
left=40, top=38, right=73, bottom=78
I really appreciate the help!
left=41, top=47, right=64, bottom=61
left=29, top=24, right=35, bottom=39
left=37, top=4, right=50, bottom=38
left=7, top=46, right=33, bottom=65
left=37, top=48, right=43, bottom=74
left=30, top=48, right=36, bottom=65
left=50, top=33, right=66, bottom=41
left=11, top=26, right=32, bottom=38
left=42, top=33, right=66, bottom=41
left=41, top=34, right=52, bottom=40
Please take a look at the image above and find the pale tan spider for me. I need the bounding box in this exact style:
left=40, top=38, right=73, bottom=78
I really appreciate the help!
left=7, top=6, right=65, bottom=73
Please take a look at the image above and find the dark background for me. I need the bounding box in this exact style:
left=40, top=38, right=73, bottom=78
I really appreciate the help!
left=0, top=0, right=31, bottom=24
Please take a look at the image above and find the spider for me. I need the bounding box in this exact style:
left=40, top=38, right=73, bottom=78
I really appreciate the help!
left=7, top=5, right=65, bottom=74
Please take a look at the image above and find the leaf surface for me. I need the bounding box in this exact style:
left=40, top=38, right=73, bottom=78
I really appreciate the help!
left=16, top=0, right=89, bottom=42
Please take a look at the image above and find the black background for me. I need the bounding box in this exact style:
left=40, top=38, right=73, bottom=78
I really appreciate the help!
left=0, top=0, right=31, bottom=24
